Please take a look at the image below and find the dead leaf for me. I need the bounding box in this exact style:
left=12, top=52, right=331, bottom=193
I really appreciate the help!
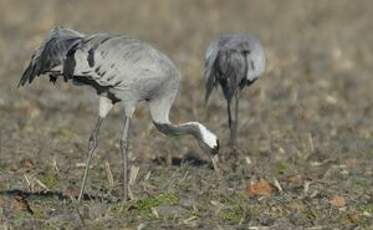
left=287, top=175, right=303, bottom=184
left=329, top=195, right=346, bottom=207
left=348, top=211, right=361, bottom=224
left=21, top=158, right=35, bottom=170
left=247, top=179, right=274, bottom=197
left=63, top=186, right=80, bottom=198
left=12, top=195, right=33, bottom=214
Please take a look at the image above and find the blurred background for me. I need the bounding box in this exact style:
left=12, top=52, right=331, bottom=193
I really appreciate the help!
left=1, top=0, right=372, bottom=160
left=0, top=0, right=372, bottom=228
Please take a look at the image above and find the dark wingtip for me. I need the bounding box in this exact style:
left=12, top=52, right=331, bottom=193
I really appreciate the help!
left=17, top=77, right=24, bottom=88
left=204, top=84, right=213, bottom=105
left=17, top=80, right=27, bottom=88
left=17, top=65, right=32, bottom=88
left=204, top=73, right=216, bottom=105
left=18, top=60, right=40, bottom=88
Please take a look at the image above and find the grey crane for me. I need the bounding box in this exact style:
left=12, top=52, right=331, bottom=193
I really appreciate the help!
left=204, top=33, right=265, bottom=146
left=18, top=26, right=220, bottom=202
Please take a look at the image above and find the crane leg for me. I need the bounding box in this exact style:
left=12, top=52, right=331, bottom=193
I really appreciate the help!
left=78, top=96, right=113, bottom=202
left=234, top=92, right=240, bottom=144
left=227, top=101, right=233, bottom=141
left=78, top=117, right=104, bottom=202
left=229, top=93, right=240, bottom=146
left=120, top=116, right=131, bottom=202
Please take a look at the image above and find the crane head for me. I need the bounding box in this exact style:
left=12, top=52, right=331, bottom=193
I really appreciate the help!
left=194, top=123, right=219, bottom=156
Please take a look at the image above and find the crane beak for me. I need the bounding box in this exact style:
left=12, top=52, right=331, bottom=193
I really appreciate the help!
left=208, top=140, right=221, bottom=176
left=212, top=139, right=219, bottom=155
left=210, top=154, right=221, bottom=177
left=197, top=138, right=220, bottom=175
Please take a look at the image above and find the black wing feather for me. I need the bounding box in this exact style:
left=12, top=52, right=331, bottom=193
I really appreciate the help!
left=18, top=27, right=84, bottom=87
left=214, top=49, right=248, bottom=102
left=204, top=40, right=220, bottom=103
left=204, top=33, right=266, bottom=103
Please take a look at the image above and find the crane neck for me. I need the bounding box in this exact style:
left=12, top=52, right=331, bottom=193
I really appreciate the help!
left=153, top=121, right=201, bottom=139
left=149, top=99, right=218, bottom=151
left=153, top=121, right=218, bottom=153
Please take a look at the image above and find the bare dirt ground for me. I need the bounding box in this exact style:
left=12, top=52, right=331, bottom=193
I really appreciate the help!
left=0, top=0, right=373, bottom=229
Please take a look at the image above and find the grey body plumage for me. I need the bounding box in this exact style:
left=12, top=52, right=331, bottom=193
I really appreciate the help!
left=204, top=33, right=265, bottom=145
left=19, top=26, right=220, bottom=202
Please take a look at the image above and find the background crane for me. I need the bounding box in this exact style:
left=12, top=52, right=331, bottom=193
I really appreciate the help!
left=19, top=26, right=220, bottom=202
left=204, top=33, right=266, bottom=146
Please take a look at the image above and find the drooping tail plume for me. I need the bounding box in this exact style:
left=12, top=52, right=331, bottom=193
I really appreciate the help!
left=18, top=26, right=84, bottom=87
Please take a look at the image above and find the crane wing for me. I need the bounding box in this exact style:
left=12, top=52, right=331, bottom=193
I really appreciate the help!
left=204, top=33, right=265, bottom=102
left=63, top=34, right=134, bottom=89
left=203, top=39, right=220, bottom=103
left=63, top=33, right=113, bottom=83
left=240, top=37, right=265, bottom=84
left=18, top=26, right=84, bottom=87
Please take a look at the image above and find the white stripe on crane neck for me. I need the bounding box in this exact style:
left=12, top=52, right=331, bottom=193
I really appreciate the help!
left=186, top=122, right=217, bottom=148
